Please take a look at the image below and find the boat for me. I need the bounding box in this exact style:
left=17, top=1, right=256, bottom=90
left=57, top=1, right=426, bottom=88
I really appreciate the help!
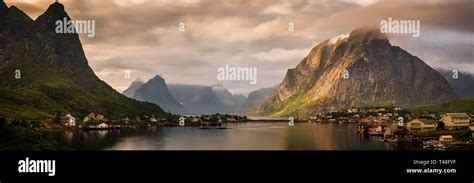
left=199, top=121, right=227, bottom=130
left=368, top=131, right=383, bottom=136
left=83, top=123, right=109, bottom=130
left=423, top=140, right=446, bottom=150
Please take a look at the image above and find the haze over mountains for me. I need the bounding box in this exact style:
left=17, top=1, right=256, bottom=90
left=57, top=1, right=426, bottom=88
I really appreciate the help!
left=123, top=77, right=145, bottom=98
left=0, top=2, right=167, bottom=119
left=211, top=83, right=246, bottom=107
left=251, top=28, right=459, bottom=117
left=132, top=75, right=188, bottom=114
left=1, top=2, right=470, bottom=119
left=437, top=70, right=474, bottom=99
left=123, top=77, right=276, bottom=115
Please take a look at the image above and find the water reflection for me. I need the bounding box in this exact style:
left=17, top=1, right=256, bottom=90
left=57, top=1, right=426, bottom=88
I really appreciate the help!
left=54, top=122, right=400, bottom=150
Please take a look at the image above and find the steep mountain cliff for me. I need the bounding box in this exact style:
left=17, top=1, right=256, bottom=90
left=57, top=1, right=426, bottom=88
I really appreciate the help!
left=131, top=75, right=188, bottom=114
left=0, top=2, right=167, bottom=119
left=252, top=28, right=458, bottom=117
left=123, top=77, right=145, bottom=98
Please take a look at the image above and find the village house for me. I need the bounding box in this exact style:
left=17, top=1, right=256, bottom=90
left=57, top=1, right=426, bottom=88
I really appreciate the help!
left=96, top=114, right=105, bottom=121
left=407, top=119, right=438, bottom=133
left=347, top=107, right=358, bottom=113
left=441, top=113, right=470, bottom=130
left=191, top=117, right=200, bottom=123
left=64, top=113, right=76, bottom=127
left=439, top=135, right=453, bottom=143
left=83, top=116, right=90, bottom=123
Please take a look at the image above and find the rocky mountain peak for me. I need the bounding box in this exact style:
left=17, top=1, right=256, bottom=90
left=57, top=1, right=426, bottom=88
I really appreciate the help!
left=348, top=28, right=387, bottom=41
left=35, top=2, right=70, bottom=30
left=0, top=2, right=167, bottom=119
left=42, top=2, right=66, bottom=18
left=32, top=1, right=90, bottom=72
left=132, top=77, right=145, bottom=84
left=149, top=75, right=166, bottom=84
left=252, top=28, right=458, bottom=117
left=2, top=5, right=33, bottom=30
left=346, top=28, right=391, bottom=53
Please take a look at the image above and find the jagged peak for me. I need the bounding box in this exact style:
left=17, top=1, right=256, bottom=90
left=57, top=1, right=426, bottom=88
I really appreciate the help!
left=7, top=5, right=31, bottom=17
left=149, top=74, right=166, bottom=83
left=47, top=1, right=65, bottom=13
left=36, top=1, right=68, bottom=23
left=3, top=5, right=34, bottom=28
left=133, top=77, right=144, bottom=83
left=328, top=34, right=349, bottom=45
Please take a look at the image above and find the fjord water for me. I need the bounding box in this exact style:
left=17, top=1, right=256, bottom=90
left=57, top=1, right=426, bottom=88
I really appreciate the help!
left=54, top=122, right=400, bottom=150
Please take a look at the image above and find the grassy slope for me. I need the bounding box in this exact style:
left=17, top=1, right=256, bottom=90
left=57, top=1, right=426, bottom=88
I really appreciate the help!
left=0, top=5, right=168, bottom=120
left=407, top=98, right=474, bottom=113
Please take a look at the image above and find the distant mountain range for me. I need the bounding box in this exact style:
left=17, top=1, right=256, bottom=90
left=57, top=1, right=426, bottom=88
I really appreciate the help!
left=3, top=2, right=468, bottom=119
left=0, top=2, right=167, bottom=119
left=123, top=77, right=145, bottom=98
left=123, top=77, right=276, bottom=115
left=243, top=86, right=277, bottom=109
left=251, top=28, right=459, bottom=117
left=437, top=70, right=474, bottom=98
left=132, top=75, right=188, bottom=114
left=167, top=84, right=230, bottom=114
left=211, top=83, right=246, bottom=106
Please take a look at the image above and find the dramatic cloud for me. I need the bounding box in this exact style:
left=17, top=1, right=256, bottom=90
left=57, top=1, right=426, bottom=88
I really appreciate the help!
left=5, top=0, right=473, bottom=94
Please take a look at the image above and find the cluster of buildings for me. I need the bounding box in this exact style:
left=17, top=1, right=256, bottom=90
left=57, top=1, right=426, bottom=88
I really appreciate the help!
left=314, top=107, right=473, bottom=138
left=406, top=113, right=472, bottom=132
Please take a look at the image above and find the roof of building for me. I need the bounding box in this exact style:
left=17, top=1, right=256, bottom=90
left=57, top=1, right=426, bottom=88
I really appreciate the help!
left=446, top=113, right=470, bottom=118
left=418, top=119, right=439, bottom=124
left=409, top=119, right=439, bottom=124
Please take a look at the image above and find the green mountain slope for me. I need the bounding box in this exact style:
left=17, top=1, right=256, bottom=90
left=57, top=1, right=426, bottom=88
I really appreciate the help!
left=0, top=2, right=167, bottom=119
left=407, top=98, right=474, bottom=113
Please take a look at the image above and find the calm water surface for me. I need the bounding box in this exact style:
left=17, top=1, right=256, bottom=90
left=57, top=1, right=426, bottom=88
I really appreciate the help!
left=54, top=122, right=405, bottom=150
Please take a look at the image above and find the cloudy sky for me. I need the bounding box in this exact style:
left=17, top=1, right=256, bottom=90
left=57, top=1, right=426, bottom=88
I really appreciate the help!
left=5, top=0, right=474, bottom=95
